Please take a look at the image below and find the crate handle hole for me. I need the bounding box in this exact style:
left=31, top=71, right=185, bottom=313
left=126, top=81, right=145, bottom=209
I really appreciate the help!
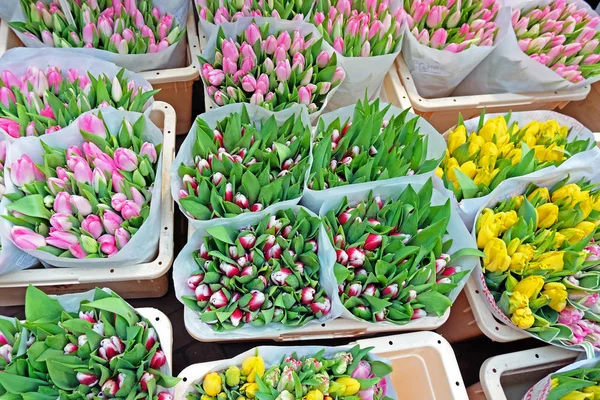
left=156, top=72, right=160, bottom=75
left=455, top=382, right=460, bottom=386
left=495, top=326, right=499, bottom=331
left=475, top=289, right=479, bottom=294
left=492, top=368, right=497, bottom=373
left=110, top=269, right=115, bottom=273
left=168, top=131, right=172, bottom=134
left=159, top=261, right=163, bottom=265
left=183, top=377, right=188, bottom=382
left=164, top=105, right=168, bottom=109
left=437, top=340, right=441, bottom=344
left=164, top=227, right=168, bottom=230
left=388, top=341, right=393, bottom=345
left=535, top=354, right=539, bottom=358
left=155, top=317, right=160, bottom=321
left=321, top=323, right=326, bottom=327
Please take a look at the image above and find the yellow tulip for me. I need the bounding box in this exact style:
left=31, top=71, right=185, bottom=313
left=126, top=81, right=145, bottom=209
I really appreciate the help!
left=498, top=142, right=515, bottom=157
left=509, top=252, right=529, bottom=273
left=468, top=134, right=485, bottom=155
left=553, top=232, right=567, bottom=248
left=508, top=291, right=529, bottom=314
left=241, top=383, right=259, bottom=398
left=435, top=167, right=443, bottom=178
left=536, top=203, right=559, bottom=229
left=476, top=209, right=495, bottom=234
left=478, top=142, right=499, bottom=169
left=583, top=385, right=600, bottom=397
left=580, top=198, right=594, bottom=219
left=479, top=116, right=508, bottom=143
left=447, top=125, right=467, bottom=154
left=517, top=244, right=536, bottom=260
left=529, top=251, right=564, bottom=272
left=523, top=121, right=540, bottom=139
left=575, top=221, right=596, bottom=238
left=513, top=195, right=524, bottom=209
left=552, top=184, right=585, bottom=208
left=507, top=238, right=521, bottom=255
left=551, top=378, right=558, bottom=389
left=304, top=390, right=324, bottom=400
left=242, top=356, right=265, bottom=382
left=444, top=157, right=459, bottom=180
left=496, top=211, right=519, bottom=231
left=201, top=396, right=215, bottom=400
left=473, top=168, right=499, bottom=186
left=528, top=187, right=550, bottom=203
left=560, top=228, right=586, bottom=245
left=511, top=306, right=535, bottom=329
left=335, top=378, right=360, bottom=396
left=203, top=373, right=223, bottom=397
left=458, top=161, right=477, bottom=179
left=483, top=238, right=511, bottom=273
left=513, top=276, right=545, bottom=299
left=561, top=391, right=594, bottom=400
left=542, top=282, right=568, bottom=312
left=477, top=213, right=501, bottom=249
left=522, top=131, right=538, bottom=148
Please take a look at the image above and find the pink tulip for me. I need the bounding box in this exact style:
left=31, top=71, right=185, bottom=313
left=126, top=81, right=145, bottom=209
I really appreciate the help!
left=430, top=28, right=448, bottom=48
left=333, top=37, right=344, bottom=54
left=275, top=60, right=292, bottom=82
left=82, top=215, right=103, bottom=239
left=352, top=360, right=372, bottom=379
left=120, top=200, right=141, bottom=220
left=298, top=86, right=311, bottom=105
left=241, top=75, right=257, bottom=92
left=113, top=148, right=138, bottom=172
left=71, top=157, right=93, bottom=185
left=46, top=230, right=79, bottom=250
left=1, top=70, right=21, bottom=89
left=277, top=31, right=291, bottom=49
left=70, top=195, right=92, bottom=216
left=95, top=234, right=117, bottom=256
left=426, top=6, right=444, bottom=29
left=11, top=154, right=45, bottom=186
left=563, top=42, right=583, bottom=58
left=0, top=87, right=15, bottom=108
left=246, top=23, right=261, bottom=44
left=115, top=227, right=130, bottom=249
left=0, top=118, right=20, bottom=138
left=222, top=39, right=239, bottom=62
left=11, top=226, right=46, bottom=250
left=53, top=192, right=72, bottom=214
left=77, top=372, right=99, bottom=387
left=49, top=213, right=73, bottom=231
left=79, top=114, right=106, bottom=139
left=584, top=54, right=600, bottom=65
left=518, top=38, right=532, bottom=52
left=248, top=290, right=265, bottom=311
left=207, top=69, right=224, bottom=87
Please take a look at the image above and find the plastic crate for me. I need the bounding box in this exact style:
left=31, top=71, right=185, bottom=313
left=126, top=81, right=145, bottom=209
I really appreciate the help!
left=0, top=12, right=200, bottom=135
left=562, top=82, right=600, bottom=133
left=0, top=101, right=177, bottom=305
left=393, top=55, right=591, bottom=133
left=476, top=346, right=577, bottom=400
left=175, top=331, right=468, bottom=400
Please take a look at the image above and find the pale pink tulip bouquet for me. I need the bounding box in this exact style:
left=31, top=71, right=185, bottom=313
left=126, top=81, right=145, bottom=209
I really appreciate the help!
left=195, top=0, right=311, bottom=24
left=175, top=208, right=338, bottom=334
left=3, top=110, right=162, bottom=266
left=401, top=0, right=500, bottom=52
left=0, top=142, right=7, bottom=199
left=320, top=179, right=480, bottom=326
left=199, top=21, right=345, bottom=115
left=9, top=0, right=185, bottom=55
left=512, top=0, right=600, bottom=84
left=313, top=0, right=403, bottom=57
left=0, top=285, right=178, bottom=399
left=0, top=63, right=156, bottom=138
left=173, top=104, right=310, bottom=226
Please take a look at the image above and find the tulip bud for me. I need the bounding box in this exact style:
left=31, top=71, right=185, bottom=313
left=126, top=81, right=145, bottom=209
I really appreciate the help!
left=271, top=267, right=291, bottom=286
left=336, top=249, right=349, bottom=265
left=301, top=287, right=316, bottom=305
left=150, top=349, right=167, bottom=369
left=347, top=247, right=365, bottom=267
left=346, top=282, right=362, bottom=297
left=77, top=372, right=99, bottom=387
left=210, top=289, right=228, bottom=308
left=64, top=343, right=78, bottom=354
left=140, top=372, right=154, bottom=392
left=382, top=284, right=399, bottom=299
left=248, top=289, right=265, bottom=311
left=250, top=203, right=263, bottom=212
left=411, top=309, right=427, bottom=320
left=195, top=284, right=211, bottom=302
left=310, top=297, right=331, bottom=316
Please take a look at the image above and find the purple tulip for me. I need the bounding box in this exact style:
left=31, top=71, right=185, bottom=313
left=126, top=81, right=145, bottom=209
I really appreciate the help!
left=11, top=226, right=46, bottom=250
left=71, top=195, right=92, bottom=216
left=46, top=230, right=79, bottom=250
left=352, top=360, right=372, bottom=379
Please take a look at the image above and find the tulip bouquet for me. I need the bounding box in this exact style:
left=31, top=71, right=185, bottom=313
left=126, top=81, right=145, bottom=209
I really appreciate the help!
left=525, top=357, right=600, bottom=400
left=0, top=285, right=178, bottom=399
left=303, top=98, right=445, bottom=211
left=173, top=104, right=310, bottom=225
left=195, top=0, right=312, bottom=28
left=3, top=109, right=163, bottom=267
left=175, top=207, right=338, bottom=335
left=475, top=178, right=600, bottom=350
left=399, top=0, right=505, bottom=97
left=309, top=0, right=403, bottom=107
left=438, top=111, right=598, bottom=226
left=0, top=58, right=156, bottom=138
left=186, top=345, right=394, bottom=400
left=199, top=21, right=344, bottom=116
left=321, top=179, right=480, bottom=325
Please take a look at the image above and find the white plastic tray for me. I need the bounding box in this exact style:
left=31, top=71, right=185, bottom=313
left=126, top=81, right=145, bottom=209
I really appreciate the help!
left=175, top=331, right=468, bottom=400
left=478, top=346, right=577, bottom=400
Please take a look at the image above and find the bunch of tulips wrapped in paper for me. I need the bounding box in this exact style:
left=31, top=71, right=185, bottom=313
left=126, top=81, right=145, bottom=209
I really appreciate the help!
left=0, top=66, right=156, bottom=137
left=512, top=0, right=600, bottom=83
left=323, top=180, right=479, bottom=324
left=177, top=106, right=310, bottom=221
left=401, top=0, right=500, bottom=52
left=311, top=0, right=403, bottom=57
left=195, top=0, right=311, bottom=23
left=438, top=112, right=595, bottom=201
left=308, top=98, right=440, bottom=191
left=0, top=286, right=178, bottom=399
left=182, top=208, right=332, bottom=331
left=199, top=22, right=344, bottom=112
left=6, top=112, right=160, bottom=258
left=12, top=0, right=185, bottom=54
left=187, top=346, right=393, bottom=400
left=545, top=360, right=600, bottom=399
left=476, top=179, right=600, bottom=347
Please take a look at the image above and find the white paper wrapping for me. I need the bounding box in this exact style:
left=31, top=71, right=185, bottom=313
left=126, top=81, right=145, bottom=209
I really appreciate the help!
left=0, top=106, right=163, bottom=268
left=318, top=180, right=479, bottom=328
left=402, top=7, right=510, bottom=99
left=472, top=172, right=600, bottom=355
left=441, top=110, right=600, bottom=228
left=0, top=47, right=154, bottom=142
left=0, top=0, right=189, bottom=72
left=523, top=356, right=597, bottom=400
left=173, top=205, right=344, bottom=341
left=301, top=102, right=446, bottom=213
left=182, top=344, right=398, bottom=400
left=454, top=0, right=600, bottom=95
left=171, top=103, right=311, bottom=231
left=199, top=17, right=342, bottom=123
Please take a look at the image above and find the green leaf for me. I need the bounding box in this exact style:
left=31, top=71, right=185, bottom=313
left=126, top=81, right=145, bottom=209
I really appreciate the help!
left=84, top=297, right=139, bottom=326
left=416, top=291, right=452, bottom=316
left=7, top=195, right=51, bottom=220
left=205, top=225, right=238, bottom=245
left=179, top=198, right=211, bottom=220
left=25, top=286, right=64, bottom=323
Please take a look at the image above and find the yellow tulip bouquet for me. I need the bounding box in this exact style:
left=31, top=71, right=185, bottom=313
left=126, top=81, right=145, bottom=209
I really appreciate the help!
left=475, top=178, right=600, bottom=349
left=186, top=346, right=394, bottom=400
left=524, top=357, right=600, bottom=400
left=438, top=112, right=596, bottom=203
